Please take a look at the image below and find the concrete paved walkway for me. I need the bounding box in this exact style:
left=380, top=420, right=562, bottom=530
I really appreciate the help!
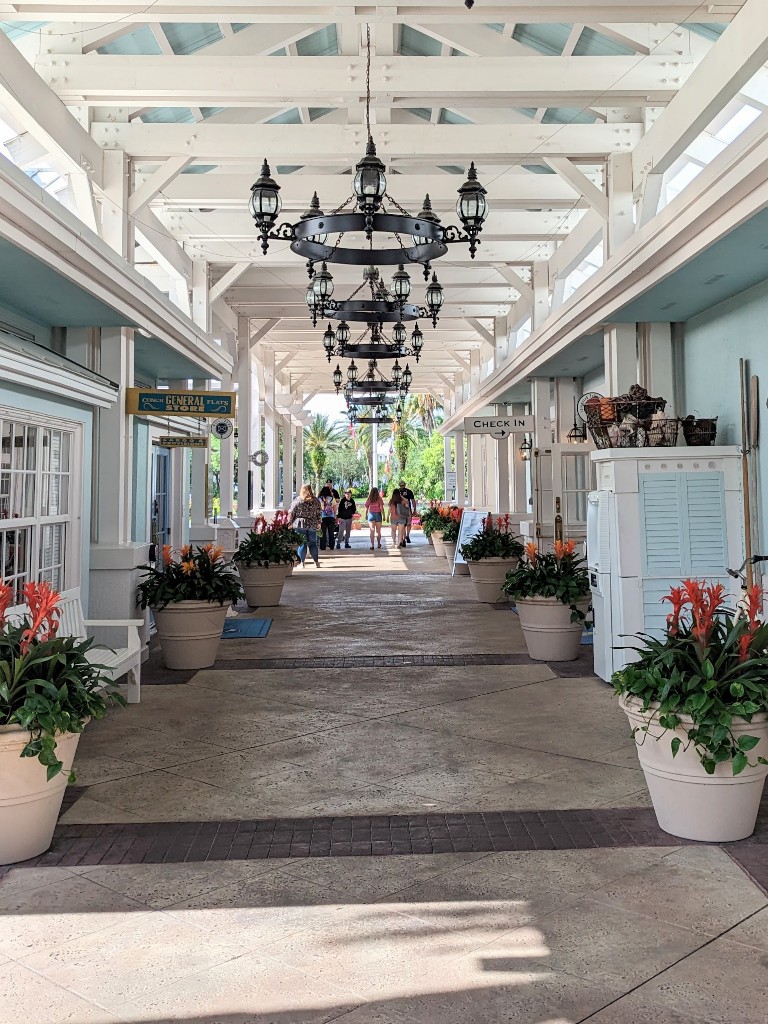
left=1, top=532, right=767, bottom=1023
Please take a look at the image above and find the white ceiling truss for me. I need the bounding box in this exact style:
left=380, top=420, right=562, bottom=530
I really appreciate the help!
left=0, top=0, right=765, bottom=408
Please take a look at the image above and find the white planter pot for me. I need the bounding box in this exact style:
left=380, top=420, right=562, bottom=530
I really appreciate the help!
left=237, top=562, right=290, bottom=608
left=620, top=696, right=768, bottom=842
left=515, top=595, right=590, bottom=661
left=153, top=600, right=230, bottom=670
left=431, top=530, right=446, bottom=558
left=427, top=534, right=434, bottom=547
left=0, top=726, right=82, bottom=865
left=466, top=557, right=517, bottom=603
left=443, top=541, right=469, bottom=575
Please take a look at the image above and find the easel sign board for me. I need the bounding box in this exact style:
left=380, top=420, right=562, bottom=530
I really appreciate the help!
left=453, top=508, right=489, bottom=575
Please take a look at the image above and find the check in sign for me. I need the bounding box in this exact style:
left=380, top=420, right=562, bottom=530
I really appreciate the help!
left=464, top=415, right=533, bottom=439
left=126, top=389, right=236, bottom=417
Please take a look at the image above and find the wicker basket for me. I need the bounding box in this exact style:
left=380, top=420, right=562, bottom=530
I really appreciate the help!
left=587, top=415, right=679, bottom=449
left=681, top=416, right=718, bottom=446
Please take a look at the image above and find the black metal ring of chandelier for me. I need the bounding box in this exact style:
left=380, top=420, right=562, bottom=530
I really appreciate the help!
left=321, top=299, right=423, bottom=324
left=346, top=394, right=401, bottom=406
left=290, top=212, right=447, bottom=267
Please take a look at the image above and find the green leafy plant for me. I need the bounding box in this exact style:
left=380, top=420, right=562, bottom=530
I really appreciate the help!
left=503, top=540, right=590, bottom=622
left=232, top=512, right=303, bottom=569
left=0, top=582, right=124, bottom=780
left=420, top=504, right=446, bottom=537
left=613, top=579, right=768, bottom=776
left=460, top=513, right=524, bottom=561
left=137, top=543, right=244, bottom=610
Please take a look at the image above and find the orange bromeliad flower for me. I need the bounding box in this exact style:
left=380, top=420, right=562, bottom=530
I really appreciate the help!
left=162, top=544, right=173, bottom=567
left=180, top=559, right=197, bottom=576
left=0, top=582, right=12, bottom=627
left=210, top=544, right=224, bottom=562
left=179, top=544, right=191, bottom=559
left=525, top=542, right=538, bottom=563
left=746, top=584, right=764, bottom=628
left=19, top=581, right=60, bottom=654
left=553, top=539, right=576, bottom=560
left=663, top=585, right=687, bottom=637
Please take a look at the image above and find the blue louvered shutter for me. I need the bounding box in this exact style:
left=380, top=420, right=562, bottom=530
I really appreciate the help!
left=683, top=473, right=727, bottom=575
left=639, top=475, right=683, bottom=576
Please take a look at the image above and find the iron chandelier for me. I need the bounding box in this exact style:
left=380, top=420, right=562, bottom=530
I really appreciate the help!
left=249, top=25, right=490, bottom=276
left=323, top=320, right=424, bottom=364
left=334, top=357, right=412, bottom=397
left=307, top=263, right=443, bottom=329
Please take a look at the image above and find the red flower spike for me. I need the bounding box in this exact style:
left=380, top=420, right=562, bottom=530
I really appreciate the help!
left=19, top=581, right=61, bottom=654
left=662, top=585, right=688, bottom=637
left=0, top=583, right=12, bottom=627
left=746, top=585, right=764, bottom=628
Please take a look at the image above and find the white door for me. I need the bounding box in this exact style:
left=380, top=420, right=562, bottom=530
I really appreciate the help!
left=532, top=442, right=594, bottom=547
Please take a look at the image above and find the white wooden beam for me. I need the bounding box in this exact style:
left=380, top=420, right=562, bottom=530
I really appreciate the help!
left=209, top=261, right=251, bottom=304
left=90, top=122, right=643, bottom=162
left=128, top=155, right=193, bottom=215
left=464, top=318, right=495, bottom=345
left=493, top=265, right=533, bottom=303
left=40, top=54, right=688, bottom=107
left=543, top=157, right=609, bottom=218
left=0, top=30, right=103, bottom=186
left=249, top=318, right=281, bottom=346
left=633, top=0, right=768, bottom=178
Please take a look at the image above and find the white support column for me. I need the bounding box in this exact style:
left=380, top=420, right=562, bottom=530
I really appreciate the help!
left=235, top=316, right=253, bottom=522
left=89, top=327, right=150, bottom=620
left=219, top=331, right=236, bottom=518
left=531, top=379, right=553, bottom=448
left=494, top=315, right=509, bottom=366
left=455, top=429, right=466, bottom=506
left=372, top=422, right=379, bottom=489
left=469, top=434, right=483, bottom=507
left=606, top=152, right=634, bottom=256
left=100, top=150, right=132, bottom=260
left=531, top=261, right=550, bottom=330
left=554, top=378, right=579, bottom=444
left=189, top=380, right=215, bottom=544
left=191, top=260, right=210, bottom=332
left=443, top=434, right=452, bottom=500
left=638, top=322, right=676, bottom=413
left=294, top=425, right=304, bottom=496
left=496, top=407, right=510, bottom=513
left=604, top=324, right=638, bottom=395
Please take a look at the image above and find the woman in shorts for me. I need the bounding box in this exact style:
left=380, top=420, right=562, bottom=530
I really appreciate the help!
left=365, top=486, right=384, bottom=550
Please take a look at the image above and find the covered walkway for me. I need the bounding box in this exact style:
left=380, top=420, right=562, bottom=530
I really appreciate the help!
left=2, top=538, right=767, bottom=1024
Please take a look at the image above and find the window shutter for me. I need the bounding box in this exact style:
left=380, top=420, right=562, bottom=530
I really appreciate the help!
left=683, top=472, right=727, bottom=576
left=639, top=474, right=683, bottom=577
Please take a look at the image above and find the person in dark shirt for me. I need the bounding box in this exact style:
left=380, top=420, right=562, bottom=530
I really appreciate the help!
left=399, top=480, right=416, bottom=544
left=317, top=478, right=340, bottom=550
left=335, top=488, right=357, bottom=548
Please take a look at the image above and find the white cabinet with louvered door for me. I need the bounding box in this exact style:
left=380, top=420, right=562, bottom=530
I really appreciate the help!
left=589, top=448, right=744, bottom=680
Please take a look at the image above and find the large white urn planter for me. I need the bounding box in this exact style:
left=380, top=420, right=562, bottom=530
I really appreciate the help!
left=516, top=595, right=589, bottom=661
left=0, top=726, right=82, bottom=864
left=153, top=600, right=229, bottom=670
left=237, top=562, right=290, bottom=608
left=443, top=541, right=469, bottom=575
left=466, top=558, right=516, bottom=603
left=431, top=530, right=446, bottom=558
left=620, top=696, right=768, bottom=842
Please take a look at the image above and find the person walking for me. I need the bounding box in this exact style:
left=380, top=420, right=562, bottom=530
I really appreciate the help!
left=336, top=488, right=357, bottom=548
left=388, top=487, right=409, bottom=548
left=318, top=478, right=339, bottom=551
left=399, top=479, right=416, bottom=543
left=365, top=486, right=385, bottom=550
left=288, top=484, right=322, bottom=567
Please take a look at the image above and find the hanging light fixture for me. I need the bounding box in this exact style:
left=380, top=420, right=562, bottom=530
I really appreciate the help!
left=392, top=360, right=402, bottom=386
left=519, top=436, right=533, bottom=461
left=391, top=265, right=411, bottom=302
left=322, top=323, right=336, bottom=360
left=411, top=324, right=424, bottom=362
left=249, top=25, right=489, bottom=270
left=332, top=364, right=343, bottom=392
left=402, top=364, right=413, bottom=390
left=308, top=263, right=443, bottom=331
left=567, top=397, right=587, bottom=443
left=336, top=320, right=350, bottom=349
left=424, top=273, right=444, bottom=327
left=347, top=360, right=359, bottom=383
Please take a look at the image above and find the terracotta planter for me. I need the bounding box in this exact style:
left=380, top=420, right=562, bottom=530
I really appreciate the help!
left=153, top=600, right=229, bottom=670
left=620, top=696, right=768, bottom=842
left=237, top=562, right=290, bottom=608
left=0, top=725, right=82, bottom=864
left=515, top=595, right=590, bottom=661
left=466, top=557, right=517, bottom=602
left=443, top=541, right=470, bottom=575
left=431, top=530, right=446, bottom=558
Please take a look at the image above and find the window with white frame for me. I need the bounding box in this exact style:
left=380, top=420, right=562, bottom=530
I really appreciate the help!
left=1, top=413, right=77, bottom=600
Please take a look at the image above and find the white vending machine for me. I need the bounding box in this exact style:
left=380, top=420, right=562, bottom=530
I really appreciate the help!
left=587, top=447, right=744, bottom=682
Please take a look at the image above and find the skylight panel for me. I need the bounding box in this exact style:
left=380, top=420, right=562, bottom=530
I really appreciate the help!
left=512, top=24, right=571, bottom=56
left=715, top=105, right=761, bottom=144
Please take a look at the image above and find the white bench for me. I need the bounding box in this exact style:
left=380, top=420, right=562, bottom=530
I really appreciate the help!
left=10, top=589, right=143, bottom=704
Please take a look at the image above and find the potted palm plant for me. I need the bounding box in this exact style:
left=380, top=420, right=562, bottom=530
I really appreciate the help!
left=460, top=514, right=524, bottom=602
left=0, top=581, right=124, bottom=864
left=614, top=579, right=768, bottom=842
left=503, top=540, right=591, bottom=661
left=441, top=507, right=469, bottom=575
left=137, top=543, right=244, bottom=670
left=232, top=513, right=302, bottom=607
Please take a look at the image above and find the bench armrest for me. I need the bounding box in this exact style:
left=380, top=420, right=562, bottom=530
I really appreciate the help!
left=85, top=619, right=144, bottom=627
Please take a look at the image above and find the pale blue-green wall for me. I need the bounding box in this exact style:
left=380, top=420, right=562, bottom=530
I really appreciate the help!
left=681, top=277, right=768, bottom=549
left=1, top=380, right=94, bottom=610
left=132, top=419, right=150, bottom=544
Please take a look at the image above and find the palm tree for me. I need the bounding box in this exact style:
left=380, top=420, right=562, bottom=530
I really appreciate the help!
left=304, top=414, right=344, bottom=490
left=407, top=393, right=441, bottom=433
left=351, top=423, right=375, bottom=486
left=391, top=417, right=421, bottom=475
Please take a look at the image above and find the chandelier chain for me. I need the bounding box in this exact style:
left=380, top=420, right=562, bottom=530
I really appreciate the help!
left=365, top=22, right=372, bottom=143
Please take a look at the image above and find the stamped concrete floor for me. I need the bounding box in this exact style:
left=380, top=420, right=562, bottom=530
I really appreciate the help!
left=2, top=532, right=767, bottom=1024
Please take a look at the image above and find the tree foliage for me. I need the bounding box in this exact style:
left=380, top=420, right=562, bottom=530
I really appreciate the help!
left=304, top=414, right=345, bottom=490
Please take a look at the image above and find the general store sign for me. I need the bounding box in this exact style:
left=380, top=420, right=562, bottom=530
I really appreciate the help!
left=157, top=436, right=207, bottom=448
left=463, top=415, right=533, bottom=439
left=126, top=389, right=236, bottom=417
